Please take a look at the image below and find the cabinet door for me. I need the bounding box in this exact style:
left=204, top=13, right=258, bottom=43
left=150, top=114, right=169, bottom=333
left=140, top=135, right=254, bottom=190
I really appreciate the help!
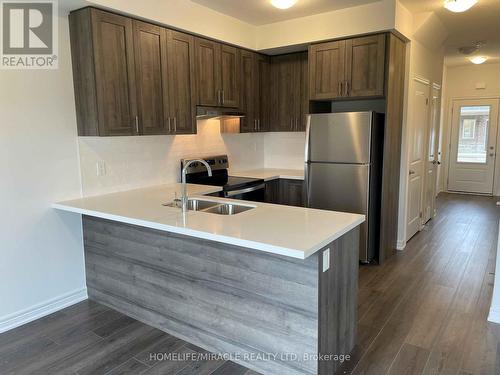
left=166, top=30, right=196, bottom=134
left=240, top=50, right=257, bottom=133
left=256, top=54, right=270, bottom=132
left=280, top=179, right=305, bottom=207
left=133, top=21, right=168, bottom=135
left=220, top=45, right=240, bottom=108
left=298, top=52, right=309, bottom=132
left=345, top=34, right=386, bottom=97
left=308, top=40, right=345, bottom=100
left=271, top=54, right=299, bottom=131
left=91, top=9, right=137, bottom=136
left=264, top=180, right=281, bottom=204
left=195, top=38, right=221, bottom=106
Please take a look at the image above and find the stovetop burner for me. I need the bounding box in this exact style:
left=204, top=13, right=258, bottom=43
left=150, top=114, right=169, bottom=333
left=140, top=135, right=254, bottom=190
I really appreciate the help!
left=182, top=155, right=264, bottom=192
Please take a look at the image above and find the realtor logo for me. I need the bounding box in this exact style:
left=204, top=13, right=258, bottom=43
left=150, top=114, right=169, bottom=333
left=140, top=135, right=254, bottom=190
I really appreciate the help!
left=1, top=0, right=58, bottom=69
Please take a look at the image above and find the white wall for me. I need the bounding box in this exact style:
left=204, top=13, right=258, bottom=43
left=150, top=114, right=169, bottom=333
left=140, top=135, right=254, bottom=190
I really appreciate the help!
left=86, top=0, right=257, bottom=49
left=0, top=12, right=87, bottom=332
left=395, top=5, right=446, bottom=248
left=79, top=120, right=264, bottom=196
left=80, top=0, right=401, bottom=52
left=440, top=62, right=500, bottom=196
left=256, top=0, right=397, bottom=50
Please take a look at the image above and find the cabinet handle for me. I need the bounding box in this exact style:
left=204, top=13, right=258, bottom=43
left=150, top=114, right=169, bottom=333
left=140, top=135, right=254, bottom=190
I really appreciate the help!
left=173, top=117, right=177, bottom=132
left=338, top=81, right=343, bottom=97
left=222, top=90, right=225, bottom=105
left=167, top=117, right=172, bottom=133
left=258, top=119, right=261, bottom=131
left=217, top=90, right=221, bottom=106
left=290, top=118, right=293, bottom=131
left=135, top=116, right=139, bottom=134
left=345, top=80, right=350, bottom=96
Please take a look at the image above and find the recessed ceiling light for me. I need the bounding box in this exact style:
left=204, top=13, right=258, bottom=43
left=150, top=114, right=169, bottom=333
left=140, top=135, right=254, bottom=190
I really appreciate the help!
left=444, top=0, right=478, bottom=13
left=469, top=56, right=488, bottom=64
left=271, top=0, right=297, bottom=10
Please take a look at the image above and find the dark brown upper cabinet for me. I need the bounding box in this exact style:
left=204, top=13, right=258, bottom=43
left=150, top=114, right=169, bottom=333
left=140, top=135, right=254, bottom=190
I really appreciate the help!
left=270, top=52, right=308, bottom=132
left=309, top=34, right=386, bottom=100
left=239, top=51, right=270, bottom=133
left=133, top=21, right=168, bottom=135
left=195, top=37, right=240, bottom=108
left=164, top=30, right=197, bottom=134
left=345, top=34, right=386, bottom=97
left=70, top=8, right=138, bottom=136
left=69, top=8, right=196, bottom=136
left=308, top=40, right=345, bottom=100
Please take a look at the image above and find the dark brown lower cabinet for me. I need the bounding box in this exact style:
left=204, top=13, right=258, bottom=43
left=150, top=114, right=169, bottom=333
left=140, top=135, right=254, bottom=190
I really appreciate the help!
left=265, top=179, right=305, bottom=207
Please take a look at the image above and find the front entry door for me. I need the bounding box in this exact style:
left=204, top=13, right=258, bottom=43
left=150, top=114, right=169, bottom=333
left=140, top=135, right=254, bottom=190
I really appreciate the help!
left=448, top=99, right=499, bottom=194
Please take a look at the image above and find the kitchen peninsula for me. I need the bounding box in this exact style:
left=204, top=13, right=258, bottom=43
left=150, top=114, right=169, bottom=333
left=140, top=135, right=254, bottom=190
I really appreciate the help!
left=54, top=183, right=364, bottom=375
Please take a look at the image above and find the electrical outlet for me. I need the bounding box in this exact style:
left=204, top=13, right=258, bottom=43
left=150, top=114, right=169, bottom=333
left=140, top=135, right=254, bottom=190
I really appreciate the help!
left=96, top=161, right=107, bottom=177
left=322, top=248, right=330, bottom=272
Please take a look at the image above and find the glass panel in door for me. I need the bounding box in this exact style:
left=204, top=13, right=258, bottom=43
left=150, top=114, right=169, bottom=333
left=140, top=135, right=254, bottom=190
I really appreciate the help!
left=456, top=106, right=490, bottom=163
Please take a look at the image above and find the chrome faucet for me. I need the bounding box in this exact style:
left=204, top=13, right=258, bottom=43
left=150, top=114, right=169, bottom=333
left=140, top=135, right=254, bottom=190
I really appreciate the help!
left=181, top=159, right=212, bottom=213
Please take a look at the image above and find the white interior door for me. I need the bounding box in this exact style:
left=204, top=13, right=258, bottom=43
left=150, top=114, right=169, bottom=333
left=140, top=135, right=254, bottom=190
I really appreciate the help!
left=407, top=79, right=430, bottom=240
left=448, top=99, right=499, bottom=194
left=423, top=85, right=441, bottom=223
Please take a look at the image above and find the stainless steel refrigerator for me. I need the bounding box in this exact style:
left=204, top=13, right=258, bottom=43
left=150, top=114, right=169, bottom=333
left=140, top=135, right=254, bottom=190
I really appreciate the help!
left=305, top=112, right=384, bottom=263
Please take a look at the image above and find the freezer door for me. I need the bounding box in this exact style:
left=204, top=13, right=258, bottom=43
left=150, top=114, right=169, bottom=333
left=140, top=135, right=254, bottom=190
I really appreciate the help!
left=306, top=162, right=371, bottom=261
left=306, top=112, right=373, bottom=164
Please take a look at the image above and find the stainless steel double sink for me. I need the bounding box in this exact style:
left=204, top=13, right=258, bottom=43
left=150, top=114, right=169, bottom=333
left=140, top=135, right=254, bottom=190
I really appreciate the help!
left=164, top=198, right=255, bottom=215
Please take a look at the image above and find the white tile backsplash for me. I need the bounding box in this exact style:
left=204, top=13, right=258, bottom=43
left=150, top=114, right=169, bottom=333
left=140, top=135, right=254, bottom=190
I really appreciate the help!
left=78, top=120, right=264, bottom=196
left=263, top=132, right=306, bottom=170
left=78, top=122, right=306, bottom=197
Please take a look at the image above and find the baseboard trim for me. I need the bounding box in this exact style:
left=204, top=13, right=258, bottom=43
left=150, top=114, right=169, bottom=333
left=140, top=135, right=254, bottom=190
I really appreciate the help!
left=396, top=240, right=406, bottom=251
left=488, top=308, right=500, bottom=324
left=0, top=288, right=88, bottom=334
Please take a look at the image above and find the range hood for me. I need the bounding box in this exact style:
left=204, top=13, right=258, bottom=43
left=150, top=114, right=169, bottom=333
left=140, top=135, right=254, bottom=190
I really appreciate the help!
left=196, top=106, right=245, bottom=120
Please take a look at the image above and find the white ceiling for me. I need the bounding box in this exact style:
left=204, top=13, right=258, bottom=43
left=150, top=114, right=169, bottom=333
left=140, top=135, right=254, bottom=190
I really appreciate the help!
left=189, top=0, right=380, bottom=26
left=401, top=0, right=500, bottom=66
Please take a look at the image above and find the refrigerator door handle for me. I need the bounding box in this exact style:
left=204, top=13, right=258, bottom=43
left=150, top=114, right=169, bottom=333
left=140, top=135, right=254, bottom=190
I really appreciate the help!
left=304, top=163, right=311, bottom=208
left=304, top=115, right=312, bottom=162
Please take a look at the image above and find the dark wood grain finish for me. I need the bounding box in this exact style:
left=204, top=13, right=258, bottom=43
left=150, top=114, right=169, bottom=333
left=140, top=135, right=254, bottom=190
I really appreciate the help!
left=308, top=40, right=345, bottom=100
left=238, top=52, right=270, bottom=133
left=69, top=8, right=99, bottom=136
left=133, top=21, right=167, bottom=135
left=165, top=30, right=197, bottom=134
left=345, top=34, right=386, bottom=98
left=81, top=216, right=360, bottom=375
left=379, top=34, right=406, bottom=263
left=195, top=37, right=221, bottom=107
left=270, top=52, right=306, bottom=132
left=318, top=227, right=359, bottom=375
left=220, top=44, right=240, bottom=108
left=240, top=50, right=257, bottom=133
left=83, top=216, right=321, bottom=375
left=91, top=9, right=137, bottom=136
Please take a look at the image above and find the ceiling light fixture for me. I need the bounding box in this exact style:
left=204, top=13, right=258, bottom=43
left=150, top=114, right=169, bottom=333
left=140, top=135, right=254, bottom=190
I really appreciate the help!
left=469, top=56, right=488, bottom=64
left=444, top=0, right=478, bottom=13
left=271, top=0, right=297, bottom=10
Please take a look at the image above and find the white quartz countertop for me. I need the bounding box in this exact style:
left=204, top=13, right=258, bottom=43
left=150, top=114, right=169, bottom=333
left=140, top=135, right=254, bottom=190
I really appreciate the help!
left=229, top=168, right=305, bottom=181
left=53, top=183, right=364, bottom=259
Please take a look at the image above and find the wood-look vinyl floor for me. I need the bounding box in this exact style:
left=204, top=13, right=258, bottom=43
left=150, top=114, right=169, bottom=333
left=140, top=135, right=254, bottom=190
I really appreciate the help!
left=0, top=193, right=498, bottom=375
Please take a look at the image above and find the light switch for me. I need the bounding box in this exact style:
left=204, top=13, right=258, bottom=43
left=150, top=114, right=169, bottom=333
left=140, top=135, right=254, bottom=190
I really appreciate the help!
left=322, top=248, right=330, bottom=272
